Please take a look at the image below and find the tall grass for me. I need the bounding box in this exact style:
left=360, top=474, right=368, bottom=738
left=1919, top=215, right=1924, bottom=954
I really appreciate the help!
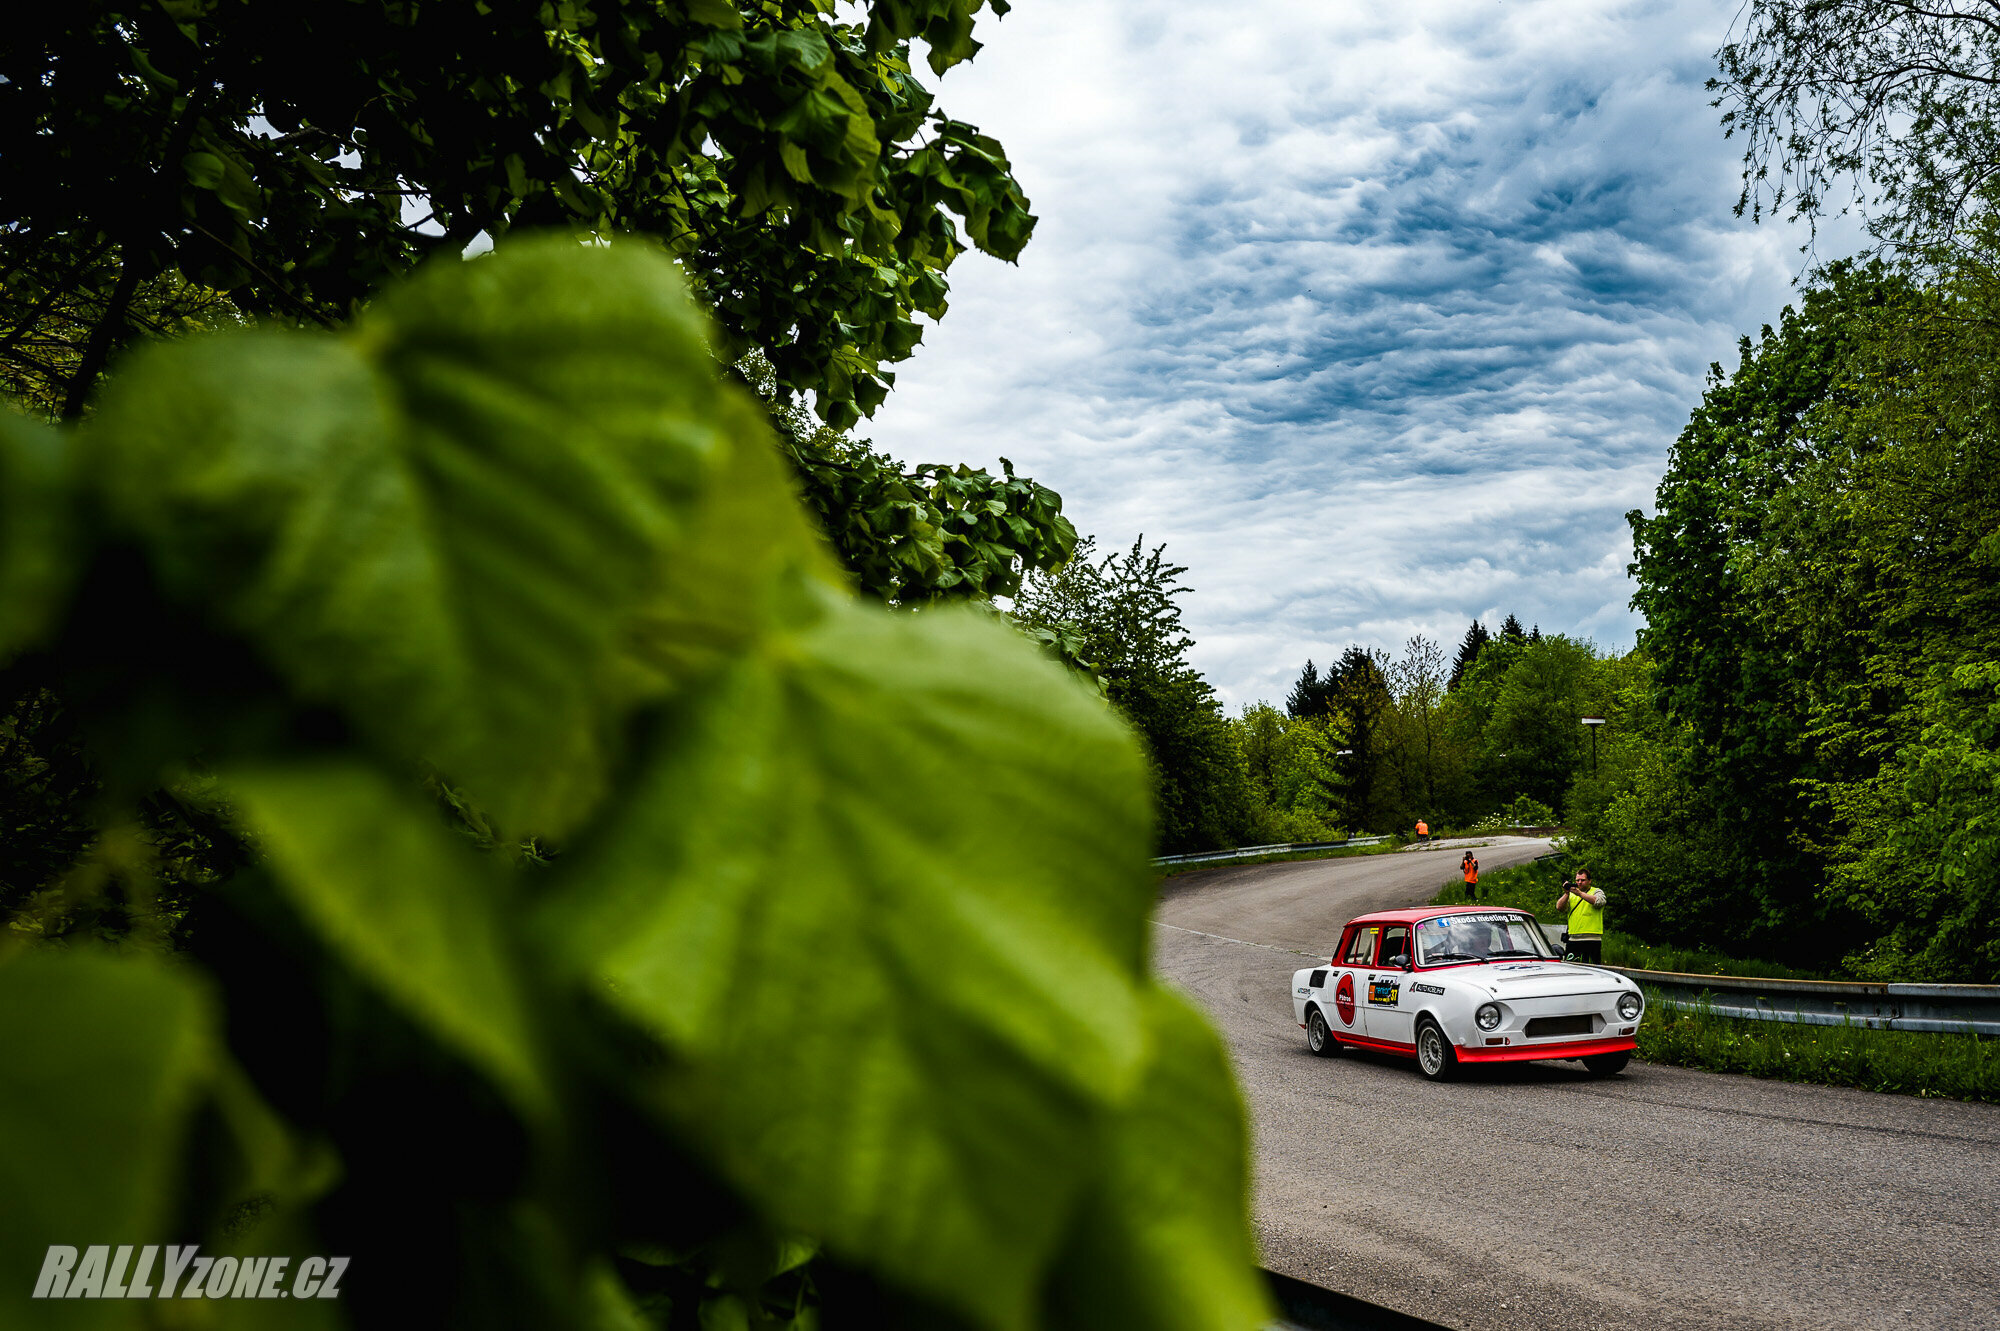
left=1638, top=996, right=2000, bottom=1102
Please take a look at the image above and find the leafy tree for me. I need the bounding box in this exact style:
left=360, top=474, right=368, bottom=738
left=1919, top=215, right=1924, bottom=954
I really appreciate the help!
left=3, top=0, right=1034, bottom=431
left=1761, top=246, right=2000, bottom=976
left=1447, top=620, right=1490, bottom=691
left=1014, top=538, right=1254, bottom=854
left=1627, top=263, right=1908, bottom=955
left=1231, top=703, right=1347, bottom=844
left=2, top=0, right=1077, bottom=943
left=0, top=246, right=244, bottom=418
left=1480, top=635, right=1598, bottom=817
left=0, top=240, right=1269, bottom=1328
left=1713, top=0, right=2000, bottom=256
left=743, top=352, right=1075, bottom=604
left=1377, top=634, right=1461, bottom=828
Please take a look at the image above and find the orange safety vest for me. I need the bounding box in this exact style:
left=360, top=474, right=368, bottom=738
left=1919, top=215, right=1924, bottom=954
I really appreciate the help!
left=1416, top=821, right=1428, bottom=836
left=1463, top=862, right=1478, bottom=884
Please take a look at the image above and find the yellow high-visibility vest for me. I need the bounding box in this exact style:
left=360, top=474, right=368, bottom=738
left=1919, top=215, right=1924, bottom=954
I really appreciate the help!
left=1567, top=890, right=1605, bottom=938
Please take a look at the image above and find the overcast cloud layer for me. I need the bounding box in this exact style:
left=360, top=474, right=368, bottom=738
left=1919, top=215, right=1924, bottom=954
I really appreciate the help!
left=864, top=0, right=1858, bottom=708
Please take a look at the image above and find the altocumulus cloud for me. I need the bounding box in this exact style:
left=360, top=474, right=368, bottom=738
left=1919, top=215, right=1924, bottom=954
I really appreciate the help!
left=866, top=0, right=1861, bottom=706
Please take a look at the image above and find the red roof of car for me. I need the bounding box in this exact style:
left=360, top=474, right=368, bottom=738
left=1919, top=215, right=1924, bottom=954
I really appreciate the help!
left=1346, top=904, right=1531, bottom=926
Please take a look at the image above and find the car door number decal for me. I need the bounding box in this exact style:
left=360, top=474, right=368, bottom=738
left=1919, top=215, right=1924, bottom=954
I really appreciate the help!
left=1334, top=973, right=1356, bottom=1026
left=1368, top=978, right=1400, bottom=1006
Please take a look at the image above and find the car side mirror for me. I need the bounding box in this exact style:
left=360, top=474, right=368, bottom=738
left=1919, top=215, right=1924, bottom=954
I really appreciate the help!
left=1389, top=953, right=1411, bottom=971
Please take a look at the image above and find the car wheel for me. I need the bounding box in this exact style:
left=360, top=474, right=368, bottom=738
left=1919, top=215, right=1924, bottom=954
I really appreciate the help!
left=1306, top=1007, right=1340, bottom=1057
left=1415, top=1016, right=1458, bottom=1082
left=1582, top=1052, right=1630, bottom=1077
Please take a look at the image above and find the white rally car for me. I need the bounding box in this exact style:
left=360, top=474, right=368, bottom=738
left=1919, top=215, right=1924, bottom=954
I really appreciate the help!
left=1291, top=905, right=1644, bottom=1080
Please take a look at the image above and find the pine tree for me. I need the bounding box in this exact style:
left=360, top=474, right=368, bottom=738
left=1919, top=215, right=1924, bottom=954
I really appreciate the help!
left=1448, top=621, right=1491, bottom=691
left=1286, top=659, right=1338, bottom=718
left=1500, top=613, right=1526, bottom=640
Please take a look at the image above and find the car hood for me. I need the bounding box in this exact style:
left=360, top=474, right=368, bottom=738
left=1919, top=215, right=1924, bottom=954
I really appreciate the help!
left=1475, top=960, right=1621, bottom=997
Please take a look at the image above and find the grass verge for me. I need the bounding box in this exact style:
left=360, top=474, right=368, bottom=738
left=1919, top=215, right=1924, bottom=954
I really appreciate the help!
left=1636, top=996, right=2000, bottom=1102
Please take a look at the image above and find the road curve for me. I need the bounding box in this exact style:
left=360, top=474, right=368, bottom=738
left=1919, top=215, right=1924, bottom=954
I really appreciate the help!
left=1151, top=844, right=2000, bottom=1331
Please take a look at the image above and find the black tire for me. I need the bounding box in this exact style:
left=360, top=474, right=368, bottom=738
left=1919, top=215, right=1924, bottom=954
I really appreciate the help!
left=1306, top=1007, right=1340, bottom=1057
left=1582, top=1052, right=1630, bottom=1077
left=1415, top=1016, right=1458, bottom=1082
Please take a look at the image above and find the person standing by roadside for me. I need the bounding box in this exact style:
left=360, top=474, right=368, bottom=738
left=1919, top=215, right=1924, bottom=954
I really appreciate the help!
left=1461, top=851, right=1479, bottom=903
left=1554, top=869, right=1606, bottom=964
left=1415, top=818, right=1429, bottom=844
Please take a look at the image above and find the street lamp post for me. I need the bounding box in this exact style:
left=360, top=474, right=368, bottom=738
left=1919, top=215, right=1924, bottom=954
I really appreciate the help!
left=1580, top=716, right=1605, bottom=775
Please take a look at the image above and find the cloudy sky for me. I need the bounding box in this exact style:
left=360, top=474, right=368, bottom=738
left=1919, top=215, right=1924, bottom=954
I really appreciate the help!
left=865, top=0, right=1864, bottom=708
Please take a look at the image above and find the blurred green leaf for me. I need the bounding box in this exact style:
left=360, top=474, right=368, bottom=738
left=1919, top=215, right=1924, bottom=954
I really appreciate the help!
left=0, top=951, right=211, bottom=1324
left=547, top=601, right=1154, bottom=1330
left=226, top=759, right=554, bottom=1127
left=82, top=239, right=741, bottom=837
left=1043, top=986, right=1272, bottom=1331
left=0, top=410, right=73, bottom=662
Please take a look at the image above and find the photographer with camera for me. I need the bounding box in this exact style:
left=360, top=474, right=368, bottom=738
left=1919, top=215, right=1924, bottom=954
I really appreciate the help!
left=1554, top=868, right=1606, bottom=964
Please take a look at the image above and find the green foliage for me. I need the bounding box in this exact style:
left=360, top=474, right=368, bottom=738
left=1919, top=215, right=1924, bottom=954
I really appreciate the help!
left=1231, top=704, right=1347, bottom=843
left=0, top=239, right=1268, bottom=1329
left=784, top=433, right=1075, bottom=605
left=84, top=242, right=738, bottom=840
left=0, top=952, right=216, bottom=1281
left=3, top=0, right=1033, bottom=429
left=1625, top=264, right=1905, bottom=957
left=0, top=412, right=71, bottom=657
left=1636, top=997, right=2000, bottom=1102
left=1476, top=635, right=1600, bottom=816
left=1713, top=0, right=2000, bottom=257
left=1600, top=935, right=1825, bottom=981
left=1612, top=254, right=2000, bottom=976
left=1014, top=539, right=1255, bottom=855
left=1494, top=795, right=1557, bottom=827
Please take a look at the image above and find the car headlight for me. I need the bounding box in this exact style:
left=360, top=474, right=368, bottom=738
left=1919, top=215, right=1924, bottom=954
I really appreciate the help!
left=1475, top=1003, right=1502, bottom=1031
left=1617, top=991, right=1643, bottom=1021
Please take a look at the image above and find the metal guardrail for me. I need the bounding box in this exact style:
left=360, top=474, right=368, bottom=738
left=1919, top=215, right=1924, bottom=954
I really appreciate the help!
left=1613, top=966, right=2000, bottom=1036
left=1154, top=836, right=1391, bottom=867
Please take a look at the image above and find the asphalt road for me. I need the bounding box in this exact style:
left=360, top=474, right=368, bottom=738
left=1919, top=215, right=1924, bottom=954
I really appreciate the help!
left=1153, top=841, right=2000, bottom=1331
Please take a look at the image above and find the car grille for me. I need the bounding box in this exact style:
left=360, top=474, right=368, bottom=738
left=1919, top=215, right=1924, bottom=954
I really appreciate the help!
left=1524, top=1015, right=1595, bottom=1038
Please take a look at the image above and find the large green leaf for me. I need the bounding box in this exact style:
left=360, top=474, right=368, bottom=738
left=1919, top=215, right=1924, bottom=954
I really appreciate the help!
left=546, top=600, right=1156, bottom=1331
left=224, top=759, right=555, bottom=1127
left=1042, top=985, right=1272, bottom=1331
left=0, top=951, right=211, bottom=1325
left=80, top=238, right=778, bottom=837
left=0, top=410, right=73, bottom=662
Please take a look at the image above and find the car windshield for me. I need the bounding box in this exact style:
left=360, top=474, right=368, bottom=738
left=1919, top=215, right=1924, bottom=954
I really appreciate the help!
left=1416, top=912, right=1556, bottom=966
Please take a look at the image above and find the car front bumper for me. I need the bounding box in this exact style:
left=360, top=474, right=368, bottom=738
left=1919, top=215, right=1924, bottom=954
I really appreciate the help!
left=1453, top=1034, right=1637, bottom=1064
